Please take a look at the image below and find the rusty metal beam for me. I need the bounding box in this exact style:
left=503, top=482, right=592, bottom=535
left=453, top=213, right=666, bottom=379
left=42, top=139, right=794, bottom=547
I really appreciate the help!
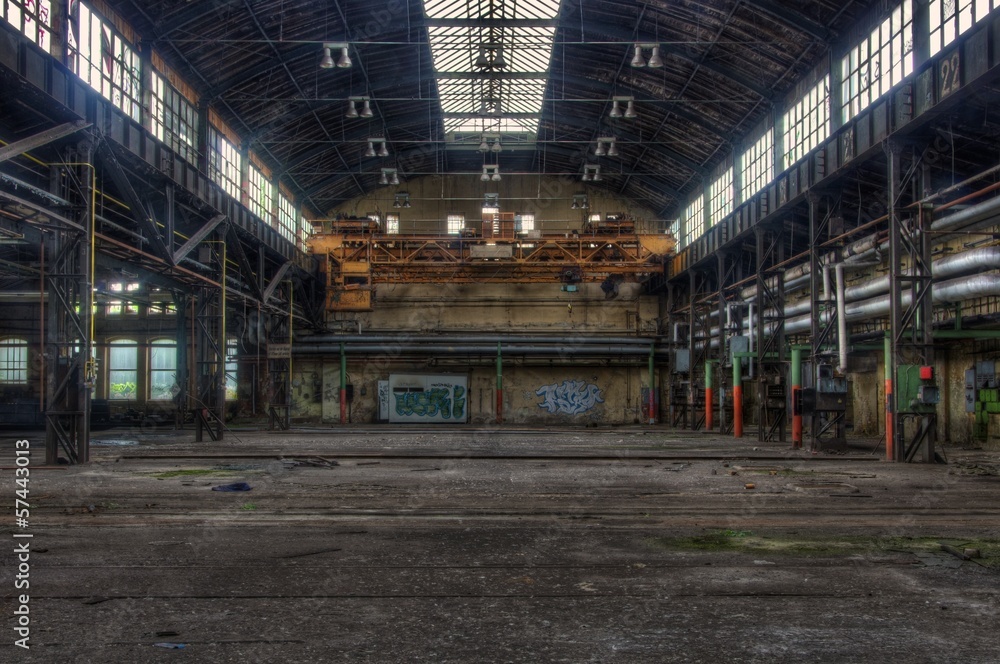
left=0, top=121, right=91, bottom=163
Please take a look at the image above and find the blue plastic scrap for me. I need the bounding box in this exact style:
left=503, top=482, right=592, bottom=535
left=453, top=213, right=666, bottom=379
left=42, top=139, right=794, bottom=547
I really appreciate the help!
left=153, top=643, right=187, bottom=649
left=211, top=482, right=253, bottom=492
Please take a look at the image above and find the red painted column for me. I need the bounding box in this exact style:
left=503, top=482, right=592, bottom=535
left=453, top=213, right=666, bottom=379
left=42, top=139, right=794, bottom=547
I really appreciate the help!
left=733, top=356, right=743, bottom=438
left=704, top=360, right=714, bottom=431
left=884, top=335, right=894, bottom=461
left=791, top=347, right=803, bottom=448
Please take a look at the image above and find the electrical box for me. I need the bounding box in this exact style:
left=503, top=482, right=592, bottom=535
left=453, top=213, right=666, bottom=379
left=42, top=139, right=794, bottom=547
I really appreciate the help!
left=673, top=349, right=690, bottom=374
left=917, top=385, right=940, bottom=405
left=728, top=335, right=748, bottom=368
left=919, top=366, right=934, bottom=381
left=966, top=368, right=977, bottom=413
left=816, top=364, right=847, bottom=394
left=976, top=361, right=996, bottom=389
left=897, top=364, right=938, bottom=414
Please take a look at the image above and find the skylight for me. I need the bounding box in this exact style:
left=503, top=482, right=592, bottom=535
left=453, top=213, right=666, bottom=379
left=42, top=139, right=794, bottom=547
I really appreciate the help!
left=423, top=0, right=561, bottom=134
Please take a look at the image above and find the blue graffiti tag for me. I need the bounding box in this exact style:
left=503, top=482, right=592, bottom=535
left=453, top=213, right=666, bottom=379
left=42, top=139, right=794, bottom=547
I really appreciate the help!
left=394, top=385, right=466, bottom=419
left=535, top=380, right=604, bottom=415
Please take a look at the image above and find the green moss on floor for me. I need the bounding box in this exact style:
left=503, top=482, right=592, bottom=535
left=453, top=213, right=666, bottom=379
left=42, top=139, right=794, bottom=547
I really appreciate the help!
left=645, top=531, right=1000, bottom=567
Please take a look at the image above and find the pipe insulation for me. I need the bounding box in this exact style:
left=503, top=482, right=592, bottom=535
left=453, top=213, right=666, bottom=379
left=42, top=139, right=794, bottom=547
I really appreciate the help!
left=739, top=191, right=1000, bottom=303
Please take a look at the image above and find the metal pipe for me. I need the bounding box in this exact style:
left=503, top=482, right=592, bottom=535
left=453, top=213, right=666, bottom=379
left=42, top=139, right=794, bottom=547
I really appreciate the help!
left=747, top=302, right=755, bottom=380
left=294, top=344, right=673, bottom=356
left=836, top=264, right=848, bottom=373
left=298, top=334, right=654, bottom=345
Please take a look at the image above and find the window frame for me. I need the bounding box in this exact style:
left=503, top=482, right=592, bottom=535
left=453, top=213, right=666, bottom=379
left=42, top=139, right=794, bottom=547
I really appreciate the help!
left=0, top=337, right=29, bottom=385
left=107, top=338, right=139, bottom=400
left=148, top=338, right=177, bottom=401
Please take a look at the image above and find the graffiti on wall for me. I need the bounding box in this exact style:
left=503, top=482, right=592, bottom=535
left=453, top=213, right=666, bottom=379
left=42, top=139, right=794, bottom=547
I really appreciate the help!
left=389, top=374, right=468, bottom=423
left=394, top=385, right=466, bottom=420
left=536, top=380, right=604, bottom=415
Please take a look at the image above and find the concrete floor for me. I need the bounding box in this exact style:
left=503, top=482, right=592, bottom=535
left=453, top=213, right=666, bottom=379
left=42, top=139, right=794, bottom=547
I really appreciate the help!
left=2, top=427, right=999, bottom=663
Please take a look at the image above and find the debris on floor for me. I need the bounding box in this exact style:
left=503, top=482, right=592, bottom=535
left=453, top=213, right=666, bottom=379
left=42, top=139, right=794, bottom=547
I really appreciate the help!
left=211, top=482, right=253, bottom=492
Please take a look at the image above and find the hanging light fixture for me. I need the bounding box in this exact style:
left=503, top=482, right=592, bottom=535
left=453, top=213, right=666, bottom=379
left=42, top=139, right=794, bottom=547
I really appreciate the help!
left=624, top=100, right=637, bottom=119
left=481, top=166, right=490, bottom=182
left=475, top=49, right=490, bottom=68
left=571, top=199, right=579, bottom=209
left=364, top=141, right=376, bottom=158
left=492, top=47, right=507, bottom=69
left=479, top=137, right=489, bottom=152
left=631, top=43, right=646, bottom=67
left=594, top=142, right=606, bottom=157
left=492, top=170, right=501, bottom=181
left=647, top=45, right=664, bottom=68
left=319, top=46, right=335, bottom=69
left=390, top=171, right=399, bottom=185
left=379, top=171, right=389, bottom=185
left=345, top=99, right=359, bottom=118
left=337, top=46, right=351, bottom=68
left=403, top=196, right=411, bottom=208
left=360, top=99, right=373, bottom=118
left=609, top=100, right=622, bottom=119
left=393, top=197, right=402, bottom=208
left=607, top=140, right=619, bottom=157
left=377, top=142, right=389, bottom=158
left=491, top=139, right=502, bottom=153
left=322, top=42, right=350, bottom=69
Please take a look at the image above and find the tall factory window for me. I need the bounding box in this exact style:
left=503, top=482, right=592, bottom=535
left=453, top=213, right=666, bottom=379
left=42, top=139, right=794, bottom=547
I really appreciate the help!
left=208, top=127, right=241, bottom=200
left=447, top=214, right=465, bottom=235
left=783, top=76, right=830, bottom=169
left=518, top=214, right=535, bottom=232
left=930, top=0, right=998, bottom=56
left=0, top=338, right=28, bottom=384
left=841, top=1, right=913, bottom=123
left=151, top=73, right=198, bottom=165
left=149, top=339, right=177, bottom=401
left=386, top=214, right=400, bottom=234
left=683, top=194, right=705, bottom=247
left=68, top=1, right=142, bottom=121
left=2, top=0, right=53, bottom=52
left=741, top=128, right=773, bottom=200
left=225, top=337, right=238, bottom=401
left=107, top=339, right=138, bottom=400
left=247, top=161, right=273, bottom=224
left=277, top=192, right=298, bottom=244
left=708, top=168, right=733, bottom=226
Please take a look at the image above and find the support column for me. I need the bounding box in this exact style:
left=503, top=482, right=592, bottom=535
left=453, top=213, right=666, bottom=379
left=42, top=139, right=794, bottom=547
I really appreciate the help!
left=791, top=346, right=803, bottom=448
left=496, top=342, right=503, bottom=425
left=647, top=343, right=656, bottom=425
left=733, top=353, right=743, bottom=438
left=705, top=360, right=714, bottom=431
left=340, top=342, right=347, bottom=425
left=44, top=147, right=94, bottom=464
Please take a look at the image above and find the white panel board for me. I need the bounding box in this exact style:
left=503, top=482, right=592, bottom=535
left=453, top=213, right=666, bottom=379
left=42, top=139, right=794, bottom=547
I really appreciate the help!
left=388, top=374, right=468, bottom=423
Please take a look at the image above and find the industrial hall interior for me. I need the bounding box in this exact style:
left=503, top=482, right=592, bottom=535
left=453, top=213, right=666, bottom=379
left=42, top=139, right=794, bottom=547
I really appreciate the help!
left=1, top=0, right=1000, bottom=662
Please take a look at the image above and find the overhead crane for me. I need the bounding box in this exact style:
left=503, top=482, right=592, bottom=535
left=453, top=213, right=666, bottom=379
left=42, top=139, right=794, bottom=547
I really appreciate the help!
left=309, top=224, right=676, bottom=311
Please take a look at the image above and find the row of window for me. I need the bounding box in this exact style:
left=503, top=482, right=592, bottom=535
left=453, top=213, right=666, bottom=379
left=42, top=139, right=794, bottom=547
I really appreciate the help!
left=675, top=0, right=997, bottom=249
left=0, top=338, right=237, bottom=401
left=1, top=1, right=311, bottom=249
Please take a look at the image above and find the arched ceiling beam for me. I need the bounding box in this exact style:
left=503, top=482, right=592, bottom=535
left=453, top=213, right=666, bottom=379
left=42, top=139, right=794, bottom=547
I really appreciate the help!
left=740, top=0, right=832, bottom=42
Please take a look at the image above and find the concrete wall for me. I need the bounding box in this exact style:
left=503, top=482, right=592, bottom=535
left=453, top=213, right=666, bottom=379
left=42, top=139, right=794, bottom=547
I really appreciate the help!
left=298, top=362, right=654, bottom=426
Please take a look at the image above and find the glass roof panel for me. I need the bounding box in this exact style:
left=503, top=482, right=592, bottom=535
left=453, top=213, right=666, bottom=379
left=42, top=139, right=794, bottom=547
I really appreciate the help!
left=424, top=0, right=561, bottom=135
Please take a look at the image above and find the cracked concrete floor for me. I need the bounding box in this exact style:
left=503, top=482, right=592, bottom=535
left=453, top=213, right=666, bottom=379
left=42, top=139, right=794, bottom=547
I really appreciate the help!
left=2, top=427, right=999, bottom=663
